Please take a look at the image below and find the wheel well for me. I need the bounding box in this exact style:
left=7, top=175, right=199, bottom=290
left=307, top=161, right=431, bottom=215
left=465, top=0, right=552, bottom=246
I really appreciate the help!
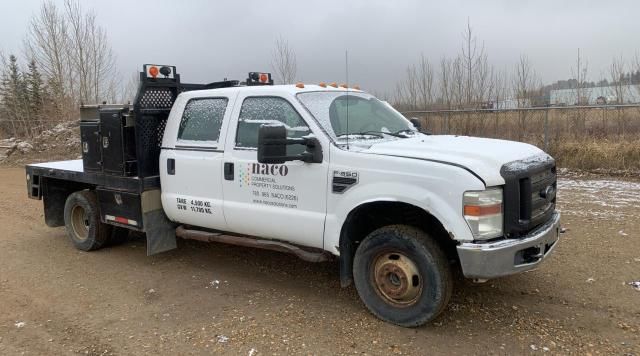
left=338, top=201, right=457, bottom=287
left=42, top=178, right=94, bottom=227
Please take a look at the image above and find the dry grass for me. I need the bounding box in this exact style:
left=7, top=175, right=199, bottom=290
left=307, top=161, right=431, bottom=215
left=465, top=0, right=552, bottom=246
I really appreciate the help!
left=550, top=138, right=640, bottom=172
left=416, top=106, right=640, bottom=172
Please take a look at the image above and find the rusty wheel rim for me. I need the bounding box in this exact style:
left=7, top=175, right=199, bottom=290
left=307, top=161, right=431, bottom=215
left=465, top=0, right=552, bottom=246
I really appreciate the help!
left=371, top=251, right=423, bottom=307
left=70, top=205, right=89, bottom=242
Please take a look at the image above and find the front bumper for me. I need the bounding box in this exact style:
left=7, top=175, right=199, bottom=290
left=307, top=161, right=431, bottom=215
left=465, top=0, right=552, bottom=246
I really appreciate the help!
left=456, top=212, right=561, bottom=279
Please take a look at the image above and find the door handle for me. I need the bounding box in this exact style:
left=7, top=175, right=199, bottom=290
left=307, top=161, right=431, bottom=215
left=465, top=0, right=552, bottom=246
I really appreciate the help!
left=224, top=162, right=234, bottom=180
left=167, top=158, right=175, bottom=175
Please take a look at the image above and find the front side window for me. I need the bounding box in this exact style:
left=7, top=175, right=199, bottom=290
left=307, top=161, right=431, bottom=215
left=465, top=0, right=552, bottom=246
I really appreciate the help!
left=177, top=98, right=228, bottom=145
left=235, top=97, right=310, bottom=154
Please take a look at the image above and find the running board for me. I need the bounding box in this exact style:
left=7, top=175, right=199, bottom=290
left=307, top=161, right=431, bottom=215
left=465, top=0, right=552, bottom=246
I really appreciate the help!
left=175, top=226, right=331, bottom=263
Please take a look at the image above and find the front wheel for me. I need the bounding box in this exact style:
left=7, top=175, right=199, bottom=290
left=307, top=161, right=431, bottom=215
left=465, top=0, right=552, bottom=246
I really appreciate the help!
left=63, top=190, right=111, bottom=251
left=353, top=225, right=452, bottom=327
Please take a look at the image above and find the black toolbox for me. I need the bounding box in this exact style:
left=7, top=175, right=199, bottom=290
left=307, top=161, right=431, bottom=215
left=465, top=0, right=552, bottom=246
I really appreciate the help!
left=80, top=105, right=137, bottom=176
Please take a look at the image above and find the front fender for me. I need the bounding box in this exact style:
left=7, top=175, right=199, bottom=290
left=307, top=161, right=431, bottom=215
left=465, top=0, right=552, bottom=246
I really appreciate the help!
left=324, top=178, right=482, bottom=254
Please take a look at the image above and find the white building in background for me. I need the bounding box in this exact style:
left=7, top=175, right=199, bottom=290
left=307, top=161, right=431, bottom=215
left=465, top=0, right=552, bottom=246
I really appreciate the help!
left=550, top=84, right=640, bottom=106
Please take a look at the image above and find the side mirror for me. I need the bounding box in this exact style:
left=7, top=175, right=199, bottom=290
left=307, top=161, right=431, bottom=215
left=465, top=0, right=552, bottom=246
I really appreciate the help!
left=257, top=124, right=323, bottom=164
left=410, top=118, right=422, bottom=130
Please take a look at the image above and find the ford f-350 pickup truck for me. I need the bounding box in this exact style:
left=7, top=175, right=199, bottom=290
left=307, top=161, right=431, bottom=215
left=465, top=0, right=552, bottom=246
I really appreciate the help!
left=26, top=65, right=560, bottom=327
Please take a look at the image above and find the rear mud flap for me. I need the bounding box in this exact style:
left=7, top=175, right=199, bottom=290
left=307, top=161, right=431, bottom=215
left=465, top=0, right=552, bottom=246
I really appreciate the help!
left=143, top=209, right=177, bottom=256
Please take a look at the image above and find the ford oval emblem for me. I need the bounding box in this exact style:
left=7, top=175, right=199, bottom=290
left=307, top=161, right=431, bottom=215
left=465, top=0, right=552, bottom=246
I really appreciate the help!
left=540, top=185, right=556, bottom=202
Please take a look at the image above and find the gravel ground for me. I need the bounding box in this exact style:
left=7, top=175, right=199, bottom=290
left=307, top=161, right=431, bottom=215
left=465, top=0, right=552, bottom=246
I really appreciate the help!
left=0, top=167, right=638, bottom=355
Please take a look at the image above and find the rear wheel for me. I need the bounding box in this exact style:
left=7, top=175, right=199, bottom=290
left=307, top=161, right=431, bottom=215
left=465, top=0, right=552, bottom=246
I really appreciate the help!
left=63, top=190, right=110, bottom=251
left=353, top=225, right=452, bottom=327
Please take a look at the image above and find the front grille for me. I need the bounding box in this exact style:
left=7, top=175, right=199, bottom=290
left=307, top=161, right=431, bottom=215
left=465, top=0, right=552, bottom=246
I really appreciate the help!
left=501, top=155, right=557, bottom=238
left=530, top=169, right=556, bottom=220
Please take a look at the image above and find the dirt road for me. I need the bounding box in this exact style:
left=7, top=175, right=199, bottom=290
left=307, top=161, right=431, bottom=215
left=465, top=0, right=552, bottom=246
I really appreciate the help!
left=0, top=167, right=638, bottom=355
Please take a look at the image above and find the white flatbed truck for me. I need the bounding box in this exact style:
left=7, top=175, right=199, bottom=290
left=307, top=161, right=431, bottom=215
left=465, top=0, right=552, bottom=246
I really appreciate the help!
left=26, top=65, right=560, bottom=327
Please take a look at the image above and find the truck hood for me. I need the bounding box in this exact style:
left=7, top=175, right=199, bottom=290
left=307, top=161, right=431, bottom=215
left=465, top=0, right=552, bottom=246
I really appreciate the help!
left=363, top=135, right=548, bottom=186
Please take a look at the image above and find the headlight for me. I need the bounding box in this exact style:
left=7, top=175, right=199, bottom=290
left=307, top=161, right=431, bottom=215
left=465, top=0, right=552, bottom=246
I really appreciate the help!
left=463, top=188, right=503, bottom=240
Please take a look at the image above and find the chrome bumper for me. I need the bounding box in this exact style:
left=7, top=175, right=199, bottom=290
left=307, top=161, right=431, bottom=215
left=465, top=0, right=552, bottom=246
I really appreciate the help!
left=456, top=212, right=561, bottom=279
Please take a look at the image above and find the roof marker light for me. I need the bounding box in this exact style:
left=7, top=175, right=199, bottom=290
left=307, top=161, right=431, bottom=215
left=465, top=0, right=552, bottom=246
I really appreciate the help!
left=329, top=82, right=338, bottom=88
left=318, top=82, right=327, bottom=88
left=148, top=66, right=159, bottom=78
left=339, top=83, right=348, bottom=88
left=295, top=82, right=305, bottom=88
left=353, top=85, right=360, bottom=90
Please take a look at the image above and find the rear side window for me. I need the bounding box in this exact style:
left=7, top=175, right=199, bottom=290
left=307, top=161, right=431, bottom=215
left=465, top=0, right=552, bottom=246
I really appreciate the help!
left=177, top=98, right=228, bottom=145
left=235, top=97, right=310, bottom=152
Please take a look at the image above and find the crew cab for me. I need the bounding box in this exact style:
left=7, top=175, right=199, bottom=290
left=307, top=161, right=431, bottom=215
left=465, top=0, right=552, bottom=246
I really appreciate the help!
left=26, top=65, right=560, bottom=327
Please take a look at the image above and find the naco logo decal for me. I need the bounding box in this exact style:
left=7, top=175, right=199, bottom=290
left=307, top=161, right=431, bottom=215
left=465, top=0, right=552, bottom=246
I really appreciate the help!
left=239, top=163, right=289, bottom=187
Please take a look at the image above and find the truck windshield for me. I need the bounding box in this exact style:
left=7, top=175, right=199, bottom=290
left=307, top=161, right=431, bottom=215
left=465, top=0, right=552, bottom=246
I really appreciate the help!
left=296, top=91, right=415, bottom=142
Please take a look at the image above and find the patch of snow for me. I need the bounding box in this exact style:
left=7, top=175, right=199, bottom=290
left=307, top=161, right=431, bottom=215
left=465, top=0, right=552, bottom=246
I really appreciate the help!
left=618, top=230, right=628, bottom=236
left=557, top=177, right=640, bottom=220
left=502, top=153, right=553, bottom=172
left=176, top=139, right=219, bottom=146
left=16, top=141, right=33, bottom=153
left=586, top=278, right=595, bottom=283
left=14, top=321, right=25, bottom=328
left=210, top=280, right=220, bottom=289
left=30, top=160, right=83, bottom=172
left=216, top=335, right=229, bottom=343
left=628, top=281, right=640, bottom=291
left=249, top=348, right=257, bottom=356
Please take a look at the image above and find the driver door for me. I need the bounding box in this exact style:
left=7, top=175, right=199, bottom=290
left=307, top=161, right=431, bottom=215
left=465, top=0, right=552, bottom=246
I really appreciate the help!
left=222, top=94, right=329, bottom=249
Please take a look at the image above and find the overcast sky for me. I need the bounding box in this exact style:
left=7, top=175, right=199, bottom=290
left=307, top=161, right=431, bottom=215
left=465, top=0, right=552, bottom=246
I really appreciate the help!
left=1, top=0, right=638, bottom=94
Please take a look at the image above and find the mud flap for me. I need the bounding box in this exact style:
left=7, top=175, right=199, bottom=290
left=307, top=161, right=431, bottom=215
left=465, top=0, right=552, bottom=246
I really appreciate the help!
left=144, top=209, right=177, bottom=255
left=141, top=190, right=177, bottom=256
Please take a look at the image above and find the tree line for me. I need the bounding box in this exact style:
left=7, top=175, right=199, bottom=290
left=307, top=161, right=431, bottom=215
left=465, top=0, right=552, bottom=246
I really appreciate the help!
left=0, top=0, right=116, bottom=138
left=392, top=22, right=640, bottom=111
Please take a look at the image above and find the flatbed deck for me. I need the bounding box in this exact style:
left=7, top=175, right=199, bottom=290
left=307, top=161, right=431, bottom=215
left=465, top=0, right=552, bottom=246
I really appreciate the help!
left=26, top=160, right=160, bottom=195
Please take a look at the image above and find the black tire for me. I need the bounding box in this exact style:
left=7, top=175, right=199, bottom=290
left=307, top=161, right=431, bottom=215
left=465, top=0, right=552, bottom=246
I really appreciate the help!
left=63, top=190, right=111, bottom=251
left=353, top=225, right=452, bottom=327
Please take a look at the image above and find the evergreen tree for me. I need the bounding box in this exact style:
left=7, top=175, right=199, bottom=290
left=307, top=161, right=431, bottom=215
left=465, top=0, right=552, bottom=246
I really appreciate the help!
left=26, top=59, right=45, bottom=121
left=0, top=55, right=33, bottom=137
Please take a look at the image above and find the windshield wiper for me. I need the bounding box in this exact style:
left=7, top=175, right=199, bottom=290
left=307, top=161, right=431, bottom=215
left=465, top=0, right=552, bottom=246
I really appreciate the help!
left=337, top=131, right=405, bottom=139
left=392, top=128, right=417, bottom=136
left=393, top=128, right=430, bottom=136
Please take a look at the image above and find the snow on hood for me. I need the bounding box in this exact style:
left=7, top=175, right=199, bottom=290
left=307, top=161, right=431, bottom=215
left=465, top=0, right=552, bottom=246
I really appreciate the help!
left=363, top=135, right=548, bottom=186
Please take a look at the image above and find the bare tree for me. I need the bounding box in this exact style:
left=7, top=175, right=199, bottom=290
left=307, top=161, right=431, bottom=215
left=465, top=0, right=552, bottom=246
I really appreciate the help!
left=461, top=19, right=485, bottom=108
left=474, top=51, right=493, bottom=105
left=271, top=36, right=297, bottom=84
left=24, top=0, right=116, bottom=111
left=87, top=10, right=116, bottom=103
left=631, top=52, right=640, bottom=102
left=512, top=54, right=538, bottom=139
left=64, top=0, right=90, bottom=102
left=513, top=54, right=538, bottom=108
left=571, top=48, right=590, bottom=105
left=120, top=71, right=140, bottom=104
left=609, top=56, right=627, bottom=104
left=451, top=56, right=465, bottom=109
left=438, top=57, right=452, bottom=110
left=404, top=64, right=419, bottom=110
left=417, top=53, right=433, bottom=110
left=492, top=68, right=509, bottom=109
left=23, top=0, right=70, bottom=110
left=64, top=0, right=116, bottom=104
